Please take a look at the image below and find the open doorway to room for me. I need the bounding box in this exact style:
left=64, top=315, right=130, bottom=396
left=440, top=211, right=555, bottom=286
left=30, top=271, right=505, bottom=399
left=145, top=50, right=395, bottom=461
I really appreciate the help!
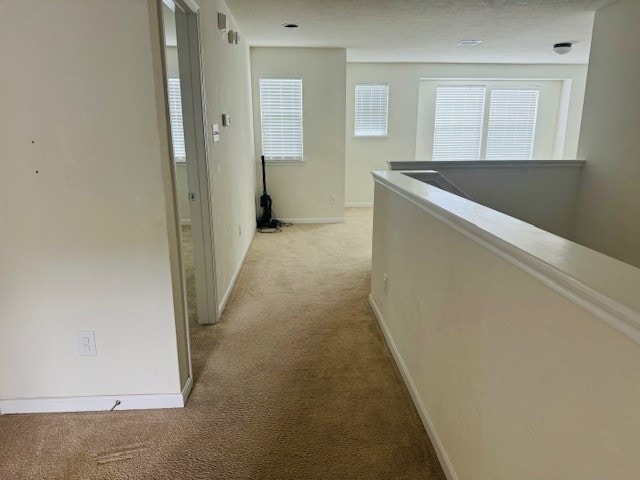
left=161, top=0, right=218, bottom=330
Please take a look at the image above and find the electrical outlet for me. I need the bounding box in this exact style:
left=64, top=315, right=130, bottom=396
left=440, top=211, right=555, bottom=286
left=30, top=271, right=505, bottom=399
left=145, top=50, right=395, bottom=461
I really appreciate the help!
left=76, top=330, right=97, bottom=356
left=238, top=224, right=242, bottom=237
left=329, top=194, right=337, bottom=205
left=383, top=274, right=389, bottom=295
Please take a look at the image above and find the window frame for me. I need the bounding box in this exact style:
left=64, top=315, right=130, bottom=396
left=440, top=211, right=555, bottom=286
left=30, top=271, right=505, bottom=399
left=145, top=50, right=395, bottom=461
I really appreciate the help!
left=353, top=83, right=390, bottom=139
left=258, top=74, right=304, bottom=163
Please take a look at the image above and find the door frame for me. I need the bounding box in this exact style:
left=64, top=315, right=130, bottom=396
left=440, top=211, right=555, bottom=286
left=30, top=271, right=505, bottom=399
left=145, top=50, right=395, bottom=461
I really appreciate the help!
left=164, top=0, right=219, bottom=325
left=175, top=1, right=219, bottom=325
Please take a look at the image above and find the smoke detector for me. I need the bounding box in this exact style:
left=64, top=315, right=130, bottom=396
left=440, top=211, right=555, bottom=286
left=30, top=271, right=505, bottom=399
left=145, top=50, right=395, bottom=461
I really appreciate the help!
left=553, top=42, right=573, bottom=55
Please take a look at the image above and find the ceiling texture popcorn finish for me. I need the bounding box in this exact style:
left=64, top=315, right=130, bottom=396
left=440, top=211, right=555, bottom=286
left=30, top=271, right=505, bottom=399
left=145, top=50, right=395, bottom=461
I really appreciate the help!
left=226, top=0, right=615, bottom=63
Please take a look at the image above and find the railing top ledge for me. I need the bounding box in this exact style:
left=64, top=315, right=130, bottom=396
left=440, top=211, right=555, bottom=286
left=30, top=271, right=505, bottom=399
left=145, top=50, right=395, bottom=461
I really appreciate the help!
left=372, top=170, right=640, bottom=344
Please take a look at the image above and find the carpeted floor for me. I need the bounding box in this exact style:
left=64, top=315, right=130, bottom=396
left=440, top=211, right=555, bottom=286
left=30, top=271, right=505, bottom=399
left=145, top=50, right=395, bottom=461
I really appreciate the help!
left=0, top=208, right=445, bottom=479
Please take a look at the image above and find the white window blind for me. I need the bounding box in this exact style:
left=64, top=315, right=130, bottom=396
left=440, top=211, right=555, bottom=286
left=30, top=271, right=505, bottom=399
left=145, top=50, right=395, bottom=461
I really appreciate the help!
left=486, top=88, right=539, bottom=160
left=167, top=78, right=186, bottom=161
left=433, top=86, right=486, bottom=161
left=259, top=75, right=303, bottom=161
left=354, top=83, right=389, bottom=137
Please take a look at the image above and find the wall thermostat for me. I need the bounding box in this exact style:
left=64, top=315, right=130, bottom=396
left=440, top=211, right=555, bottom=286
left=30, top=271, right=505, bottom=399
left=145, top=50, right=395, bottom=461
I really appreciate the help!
left=222, top=114, right=231, bottom=126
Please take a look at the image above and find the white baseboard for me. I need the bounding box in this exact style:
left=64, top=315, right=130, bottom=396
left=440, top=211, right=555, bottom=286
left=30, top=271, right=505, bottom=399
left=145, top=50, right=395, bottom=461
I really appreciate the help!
left=218, top=235, right=253, bottom=316
left=346, top=202, right=373, bottom=208
left=368, top=294, right=459, bottom=480
left=180, top=219, right=191, bottom=226
left=181, top=376, right=193, bottom=405
left=0, top=377, right=194, bottom=415
left=0, top=390, right=187, bottom=415
left=279, top=217, right=345, bottom=224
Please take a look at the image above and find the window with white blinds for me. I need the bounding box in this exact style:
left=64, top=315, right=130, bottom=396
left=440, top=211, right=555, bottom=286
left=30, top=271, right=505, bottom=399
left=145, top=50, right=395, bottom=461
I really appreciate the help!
left=432, top=84, right=540, bottom=161
left=167, top=78, right=186, bottom=161
left=259, top=75, right=303, bottom=161
left=433, top=86, right=486, bottom=161
left=486, top=88, right=539, bottom=160
left=354, top=84, right=389, bottom=137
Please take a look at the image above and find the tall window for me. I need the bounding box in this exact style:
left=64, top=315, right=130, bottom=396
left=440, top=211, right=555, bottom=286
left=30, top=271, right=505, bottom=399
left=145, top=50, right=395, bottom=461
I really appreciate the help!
left=486, top=89, right=539, bottom=160
left=433, top=85, right=539, bottom=161
left=354, top=83, right=389, bottom=137
left=167, top=78, right=186, bottom=162
left=259, top=75, right=303, bottom=161
left=433, top=86, right=486, bottom=161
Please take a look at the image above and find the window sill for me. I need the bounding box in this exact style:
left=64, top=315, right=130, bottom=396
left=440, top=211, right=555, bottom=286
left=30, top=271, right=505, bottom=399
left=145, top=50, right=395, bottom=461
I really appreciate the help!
left=264, top=159, right=305, bottom=166
left=352, top=135, right=390, bottom=140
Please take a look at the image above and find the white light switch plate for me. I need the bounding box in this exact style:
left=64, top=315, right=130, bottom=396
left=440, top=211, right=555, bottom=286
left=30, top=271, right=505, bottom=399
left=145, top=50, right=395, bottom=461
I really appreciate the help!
left=212, top=124, right=220, bottom=142
left=76, top=330, right=97, bottom=356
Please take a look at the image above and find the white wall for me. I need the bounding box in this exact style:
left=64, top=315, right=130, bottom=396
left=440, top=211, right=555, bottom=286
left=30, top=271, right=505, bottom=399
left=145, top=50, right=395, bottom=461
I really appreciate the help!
left=251, top=48, right=346, bottom=222
left=573, top=0, right=640, bottom=268
left=346, top=63, right=588, bottom=205
left=199, top=0, right=257, bottom=307
left=371, top=180, right=640, bottom=480
left=165, top=45, right=179, bottom=76
left=0, top=0, right=184, bottom=400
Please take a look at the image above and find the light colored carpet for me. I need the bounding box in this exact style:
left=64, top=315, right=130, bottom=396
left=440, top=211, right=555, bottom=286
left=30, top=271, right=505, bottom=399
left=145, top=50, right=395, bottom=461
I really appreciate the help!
left=0, top=208, right=445, bottom=479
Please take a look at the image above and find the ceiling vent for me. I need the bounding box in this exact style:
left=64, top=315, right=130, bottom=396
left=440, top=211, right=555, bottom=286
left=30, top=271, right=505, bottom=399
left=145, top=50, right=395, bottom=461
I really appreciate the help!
left=456, top=40, right=483, bottom=47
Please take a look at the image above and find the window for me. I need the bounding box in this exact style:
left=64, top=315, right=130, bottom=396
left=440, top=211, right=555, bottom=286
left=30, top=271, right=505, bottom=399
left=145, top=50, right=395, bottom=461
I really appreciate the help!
left=486, top=89, right=539, bottom=160
left=167, top=78, right=186, bottom=161
left=432, top=85, right=539, bottom=161
left=259, top=75, right=303, bottom=161
left=433, top=86, right=486, bottom=161
left=354, top=83, right=389, bottom=137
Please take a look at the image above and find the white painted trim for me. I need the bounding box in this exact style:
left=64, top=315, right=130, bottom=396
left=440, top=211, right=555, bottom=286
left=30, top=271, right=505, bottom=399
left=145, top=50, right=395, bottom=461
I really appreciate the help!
left=372, top=171, right=640, bottom=345
left=279, top=217, right=345, bottom=224
left=217, top=234, right=253, bottom=316
left=346, top=202, right=374, bottom=208
left=180, top=219, right=191, bottom=225
left=368, top=294, right=458, bottom=480
left=0, top=391, right=186, bottom=415
left=181, top=376, right=193, bottom=404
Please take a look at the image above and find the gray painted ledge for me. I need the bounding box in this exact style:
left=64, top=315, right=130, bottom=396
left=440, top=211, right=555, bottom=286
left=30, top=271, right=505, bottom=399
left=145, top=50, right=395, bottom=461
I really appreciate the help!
left=388, top=160, right=586, bottom=170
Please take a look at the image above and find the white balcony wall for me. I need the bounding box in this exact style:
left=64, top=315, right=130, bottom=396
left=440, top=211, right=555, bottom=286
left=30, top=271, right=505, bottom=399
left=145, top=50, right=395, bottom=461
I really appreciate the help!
left=370, top=172, right=640, bottom=480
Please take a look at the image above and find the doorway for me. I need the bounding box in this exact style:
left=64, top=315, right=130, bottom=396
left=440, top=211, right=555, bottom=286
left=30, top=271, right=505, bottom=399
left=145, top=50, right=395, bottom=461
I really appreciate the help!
left=161, top=0, right=218, bottom=328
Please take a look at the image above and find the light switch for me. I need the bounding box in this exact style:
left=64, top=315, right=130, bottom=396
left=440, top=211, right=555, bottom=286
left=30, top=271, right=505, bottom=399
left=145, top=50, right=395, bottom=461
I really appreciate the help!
left=212, top=123, right=220, bottom=142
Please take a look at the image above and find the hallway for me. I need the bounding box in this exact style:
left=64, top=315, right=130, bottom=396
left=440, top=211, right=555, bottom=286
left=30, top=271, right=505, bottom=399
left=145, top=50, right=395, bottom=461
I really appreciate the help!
left=0, top=209, right=445, bottom=479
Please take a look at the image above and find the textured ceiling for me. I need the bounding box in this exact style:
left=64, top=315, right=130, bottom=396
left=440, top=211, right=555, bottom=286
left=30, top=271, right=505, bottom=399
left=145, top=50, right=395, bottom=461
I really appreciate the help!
left=225, top=0, right=615, bottom=63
